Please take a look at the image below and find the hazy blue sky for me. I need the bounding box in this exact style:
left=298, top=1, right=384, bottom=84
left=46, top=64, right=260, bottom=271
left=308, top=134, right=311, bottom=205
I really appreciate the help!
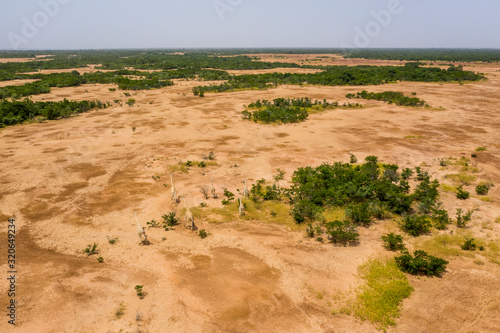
left=1, top=0, right=499, bottom=50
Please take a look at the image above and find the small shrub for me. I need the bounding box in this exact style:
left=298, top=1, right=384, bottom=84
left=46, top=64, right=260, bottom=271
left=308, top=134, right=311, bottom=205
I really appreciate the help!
left=162, top=212, right=179, bottom=229
left=199, top=229, right=208, bottom=239
left=115, top=303, right=126, bottom=319
left=107, top=237, right=119, bottom=244
left=198, top=161, right=206, bottom=168
left=456, top=208, right=473, bottom=228
left=461, top=238, right=476, bottom=251
left=198, top=185, right=210, bottom=199
left=401, top=168, right=413, bottom=180
left=475, top=184, right=489, bottom=195
left=83, top=243, right=98, bottom=256
left=306, top=224, right=315, bottom=238
left=395, top=250, right=448, bottom=276
left=401, top=215, right=431, bottom=237
left=221, top=188, right=235, bottom=205
left=97, top=256, right=104, bottom=263
left=146, top=219, right=160, bottom=228
left=432, top=209, right=451, bottom=230
left=132, top=126, right=136, bottom=132
left=127, top=98, right=136, bottom=107
left=109, top=88, right=116, bottom=92
left=273, top=168, right=286, bottom=182
left=475, top=146, right=487, bottom=152
left=471, top=153, right=477, bottom=158
left=381, top=233, right=406, bottom=251
left=456, top=185, right=470, bottom=200
left=200, top=202, right=207, bottom=208
left=325, top=220, right=359, bottom=246
left=135, top=285, right=145, bottom=299
left=350, top=154, right=358, bottom=164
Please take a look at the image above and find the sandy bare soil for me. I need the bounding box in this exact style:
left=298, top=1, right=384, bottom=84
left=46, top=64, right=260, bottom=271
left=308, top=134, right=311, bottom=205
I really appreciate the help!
left=0, top=56, right=499, bottom=333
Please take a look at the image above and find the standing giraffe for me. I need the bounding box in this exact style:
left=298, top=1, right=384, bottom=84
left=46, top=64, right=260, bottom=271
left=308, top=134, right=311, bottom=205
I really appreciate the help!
left=182, top=198, right=194, bottom=230
left=211, top=177, right=217, bottom=198
left=238, top=197, right=245, bottom=217
left=170, top=174, right=178, bottom=204
left=243, top=178, right=249, bottom=199
left=135, top=212, right=148, bottom=244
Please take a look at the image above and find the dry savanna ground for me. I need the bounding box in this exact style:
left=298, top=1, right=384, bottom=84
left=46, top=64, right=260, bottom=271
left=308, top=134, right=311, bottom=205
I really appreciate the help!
left=0, top=56, right=500, bottom=333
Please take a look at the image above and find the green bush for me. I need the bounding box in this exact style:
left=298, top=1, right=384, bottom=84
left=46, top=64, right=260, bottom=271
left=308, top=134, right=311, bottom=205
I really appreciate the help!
left=456, top=185, right=470, bottom=200
left=381, top=233, right=406, bottom=251
left=83, top=243, right=98, bottom=256
left=432, top=209, right=451, bottom=230
left=475, top=184, right=489, bottom=195
left=346, top=202, right=372, bottom=226
left=162, top=212, right=179, bottom=229
left=395, top=250, right=448, bottom=276
left=461, top=238, right=476, bottom=251
left=199, top=229, right=208, bottom=239
left=456, top=208, right=473, bottom=228
left=400, top=215, right=431, bottom=237
left=325, top=220, right=359, bottom=246
left=347, top=90, right=428, bottom=107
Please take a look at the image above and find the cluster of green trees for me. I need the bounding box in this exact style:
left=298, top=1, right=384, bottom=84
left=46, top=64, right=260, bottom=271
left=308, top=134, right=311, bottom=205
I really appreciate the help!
left=192, top=63, right=485, bottom=95
left=242, top=97, right=358, bottom=124
left=343, top=48, right=500, bottom=63
left=0, top=98, right=108, bottom=127
left=346, top=90, right=427, bottom=107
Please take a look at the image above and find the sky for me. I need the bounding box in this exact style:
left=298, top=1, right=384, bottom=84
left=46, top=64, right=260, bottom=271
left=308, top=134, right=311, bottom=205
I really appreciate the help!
left=0, top=0, right=499, bottom=50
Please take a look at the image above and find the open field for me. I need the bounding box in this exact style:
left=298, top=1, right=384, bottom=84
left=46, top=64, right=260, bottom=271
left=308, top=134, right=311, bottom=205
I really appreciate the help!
left=0, top=53, right=499, bottom=332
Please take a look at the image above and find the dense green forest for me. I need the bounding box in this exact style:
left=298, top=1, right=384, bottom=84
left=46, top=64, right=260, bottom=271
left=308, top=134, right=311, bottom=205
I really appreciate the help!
left=193, top=63, right=485, bottom=95
left=346, top=90, right=427, bottom=107
left=343, top=49, right=500, bottom=63
left=0, top=99, right=108, bottom=127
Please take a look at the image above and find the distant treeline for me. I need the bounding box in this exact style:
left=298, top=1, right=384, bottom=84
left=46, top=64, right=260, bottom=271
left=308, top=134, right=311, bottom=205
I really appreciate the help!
left=0, top=70, right=176, bottom=99
left=193, top=63, right=485, bottom=95
left=346, top=90, right=427, bottom=107
left=0, top=51, right=305, bottom=74
left=0, top=99, right=108, bottom=127
left=343, top=49, right=500, bottom=63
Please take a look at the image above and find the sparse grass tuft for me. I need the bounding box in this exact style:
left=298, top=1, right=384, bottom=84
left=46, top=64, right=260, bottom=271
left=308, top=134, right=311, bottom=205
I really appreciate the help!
left=167, top=164, right=188, bottom=174
left=439, top=184, right=456, bottom=193
left=115, top=303, right=126, bottom=319
left=475, top=146, right=487, bottom=152
left=444, top=173, right=477, bottom=186
left=350, top=259, right=413, bottom=330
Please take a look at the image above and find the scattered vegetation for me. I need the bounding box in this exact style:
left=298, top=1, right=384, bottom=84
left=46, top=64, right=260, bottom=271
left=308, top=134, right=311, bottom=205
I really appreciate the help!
left=199, top=229, right=208, bottom=239
left=456, top=185, right=470, bottom=200
left=135, top=285, right=145, bottom=299
left=456, top=208, right=473, bottom=228
left=346, top=90, right=428, bottom=107
left=461, top=238, right=477, bottom=251
left=83, top=243, right=98, bottom=256
left=107, top=237, right=119, bottom=244
left=162, top=212, right=179, bottom=230
left=476, top=183, right=490, bottom=195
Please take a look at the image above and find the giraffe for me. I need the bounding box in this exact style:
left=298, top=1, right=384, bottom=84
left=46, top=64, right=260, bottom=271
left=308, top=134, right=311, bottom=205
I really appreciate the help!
left=243, top=178, right=249, bottom=199
left=182, top=198, right=194, bottom=230
left=135, top=212, right=148, bottom=244
left=211, top=177, right=217, bottom=198
left=238, top=197, right=245, bottom=217
left=170, top=174, right=178, bottom=204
